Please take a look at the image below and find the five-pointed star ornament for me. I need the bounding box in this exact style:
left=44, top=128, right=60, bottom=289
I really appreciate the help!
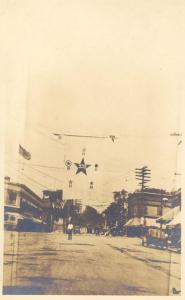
left=74, top=158, right=91, bottom=175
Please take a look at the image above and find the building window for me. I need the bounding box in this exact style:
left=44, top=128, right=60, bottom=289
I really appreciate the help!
left=10, top=215, right=16, bottom=221
left=7, top=192, right=17, bottom=205
left=4, top=214, right=9, bottom=221
left=147, top=206, right=158, bottom=217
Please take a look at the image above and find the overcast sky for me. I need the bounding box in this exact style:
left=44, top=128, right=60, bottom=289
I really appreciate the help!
left=4, top=0, right=184, bottom=210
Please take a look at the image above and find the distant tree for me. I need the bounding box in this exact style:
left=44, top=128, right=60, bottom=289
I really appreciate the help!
left=112, top=189, right=128, bottom=226
left=81, top=206, right=103, bottom=226
left=102, top=202, right=120, bottom=227
left=62, top=200, right=81, bottom=222
left=113, top=189, right=128, bottom=202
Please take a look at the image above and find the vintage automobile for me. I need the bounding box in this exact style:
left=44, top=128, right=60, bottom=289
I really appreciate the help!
left=110, top=226, right=125, bottom=236
left=142, top=228, right=168, bottom=249
left=73, top=225, right=81, bottom=234
left=99, top=226, right=125, bottom=236
left=166, top=224, right=181, bottom=252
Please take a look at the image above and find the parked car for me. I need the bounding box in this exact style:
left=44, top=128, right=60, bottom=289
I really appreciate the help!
left=167, top=225, right=181, bottom=252
left=94, top=226, right=102, bottom=235
left=142, top=228, right=168, bottom=249
left=74, top=226, right=81, bottom=234
left=110, top=226, right=125, bottom=236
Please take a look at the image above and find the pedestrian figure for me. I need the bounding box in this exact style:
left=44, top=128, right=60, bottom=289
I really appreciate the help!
left=67, top=222, right=73, bottom=240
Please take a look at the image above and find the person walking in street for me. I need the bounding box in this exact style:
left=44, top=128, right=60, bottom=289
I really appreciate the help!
left=67, top=222, right=74, bottom=240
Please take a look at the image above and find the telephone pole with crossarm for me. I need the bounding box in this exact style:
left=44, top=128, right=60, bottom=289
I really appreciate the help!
left=135, top=166, right=151, bottom=191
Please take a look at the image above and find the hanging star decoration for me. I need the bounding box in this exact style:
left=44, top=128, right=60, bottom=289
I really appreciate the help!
left=74, top=158, right=91, bottom=175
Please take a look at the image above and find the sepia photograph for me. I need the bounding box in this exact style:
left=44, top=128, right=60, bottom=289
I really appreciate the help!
left=2, top=0, right=184, bottom=296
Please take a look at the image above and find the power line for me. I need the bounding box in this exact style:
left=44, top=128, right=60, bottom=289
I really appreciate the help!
left=53, top=133, right=117, bottom=142
left=33, top=127, right=65, bottom=148
left=23, top=163, right=64, bottom=170
left=5, top=163, right=44, bottom=195
left=53, top=133, right=107, bottom=139
left=17, top=171, right=50, bottom=190
left=6, top=160, right=64, bottom=195
left=27, top=165, right=63, bottom=184
left=37, top=122, right=175, bottom=140
left=6, top=159, right=64, bottom=170
left=6, top=161, right=50, bottom=190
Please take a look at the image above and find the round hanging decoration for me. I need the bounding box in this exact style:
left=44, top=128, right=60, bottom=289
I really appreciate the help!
left=65, top=160, right=72, bottom=170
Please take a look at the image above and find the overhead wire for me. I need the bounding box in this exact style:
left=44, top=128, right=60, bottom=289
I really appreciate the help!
left=5, top=158, right=64, bottom=170
left=33, top=126, right=65, bottom=148
left=6, top=161, right=50, bottom=191
left=6, top=114, right=181, bottom=197
left=53, top=133, right=107, bottom=139
left=24, top=165, right=63, bottom=184
left=18, top=172, right=50, bottom=190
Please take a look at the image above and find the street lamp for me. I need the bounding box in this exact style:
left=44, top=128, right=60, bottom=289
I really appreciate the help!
left=65, top=160, right=72, bottom=170
left=94, top=164, right=99, bottom=171
left=82, top=148, right=86, bottom=156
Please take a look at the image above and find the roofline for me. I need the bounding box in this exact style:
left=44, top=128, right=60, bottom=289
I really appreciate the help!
left=5, top=181, right=41, bottom=202
left=130, top=191, right=171, bottom=197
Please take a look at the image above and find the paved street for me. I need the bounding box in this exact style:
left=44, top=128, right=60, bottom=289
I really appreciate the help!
left=3, top=231, right=180, bottom=295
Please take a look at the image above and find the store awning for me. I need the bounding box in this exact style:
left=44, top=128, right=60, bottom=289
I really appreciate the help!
left=156, top=206, right=180, bottom=224
left=144, top=218, right=161, bottom=228
left=125, top=217, right=161, bottom=228
left=125, top=217, right=143, bottom=226
left=167, top=211, right=181, bottom=226
left=22, top=216, right=43, bottom=224
left=5, top=212, right=23, bottom=219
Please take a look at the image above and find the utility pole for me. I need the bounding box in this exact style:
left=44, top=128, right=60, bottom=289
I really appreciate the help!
left=160, top=190, right=164, bottom=238
left=135, top=166, right=151, bottom=237
left=135, top=166, right=151, bottom=191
